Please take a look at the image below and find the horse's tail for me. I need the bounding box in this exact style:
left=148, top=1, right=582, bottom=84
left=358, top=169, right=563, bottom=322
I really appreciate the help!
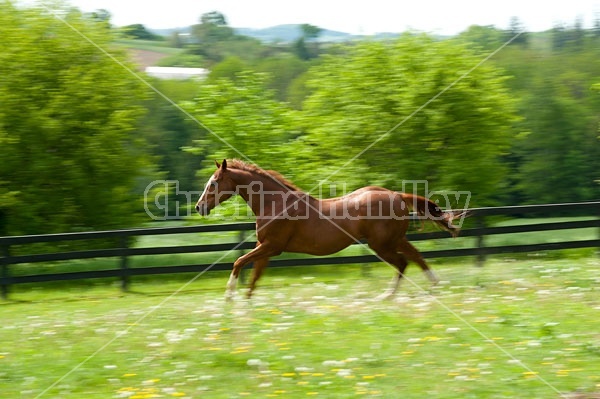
left=400, top=193, right=466, bottom=237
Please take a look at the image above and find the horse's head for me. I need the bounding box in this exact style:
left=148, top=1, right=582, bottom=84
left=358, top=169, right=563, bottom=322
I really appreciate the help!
left=195, top=159, right=236, bottom=216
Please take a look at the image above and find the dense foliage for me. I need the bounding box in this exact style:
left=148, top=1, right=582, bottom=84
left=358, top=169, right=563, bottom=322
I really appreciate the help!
left=0, top=2, right=151, bottom=235
left=294, top=36, right=517, bottom=203
left=1, top=5, right=598, bottom=235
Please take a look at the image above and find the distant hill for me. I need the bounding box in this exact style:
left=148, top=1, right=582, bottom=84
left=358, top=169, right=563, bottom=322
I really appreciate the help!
left=235, top=24, right=355, bottom=43
left=151, top=24, right=401, bottom=43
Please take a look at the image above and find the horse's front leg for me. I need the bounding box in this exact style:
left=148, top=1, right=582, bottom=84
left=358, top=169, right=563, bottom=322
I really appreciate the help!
left=226, top=242, right=280, bottom=301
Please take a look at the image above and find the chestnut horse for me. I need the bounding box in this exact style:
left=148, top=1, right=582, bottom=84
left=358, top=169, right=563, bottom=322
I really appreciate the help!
left=195, top=159, right=462, bottom=301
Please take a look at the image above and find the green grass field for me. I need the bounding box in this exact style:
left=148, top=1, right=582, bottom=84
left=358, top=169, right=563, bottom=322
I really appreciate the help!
left=113, top=39, right=183, bottom=55
left=2, top=255, right=600, bottom=398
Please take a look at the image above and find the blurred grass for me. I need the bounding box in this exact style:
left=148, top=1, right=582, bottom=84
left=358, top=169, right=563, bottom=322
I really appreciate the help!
left=1, top=257, right=599, bottom=398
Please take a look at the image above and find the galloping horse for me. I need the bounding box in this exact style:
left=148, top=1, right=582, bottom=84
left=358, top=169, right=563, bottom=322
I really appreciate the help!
left=195, top=159, right=463, bottom=301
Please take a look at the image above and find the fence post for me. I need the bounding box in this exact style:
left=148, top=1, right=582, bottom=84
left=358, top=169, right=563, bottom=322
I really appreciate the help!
left=120, top=235, right=130, bottom=292
left=597, top=202, right=600, bottom=258
left=476, top=215, right=486, bottom=267
left=361, top=244, right=371, bottom=277
left=1, top=244, right=10, bottom=300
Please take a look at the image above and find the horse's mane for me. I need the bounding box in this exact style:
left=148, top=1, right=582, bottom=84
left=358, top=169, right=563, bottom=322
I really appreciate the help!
left=228, top=159, right=305, bottom=193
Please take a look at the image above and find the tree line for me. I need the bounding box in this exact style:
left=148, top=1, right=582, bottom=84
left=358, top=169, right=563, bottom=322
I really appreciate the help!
left=0, top=3, right=598, bottom=236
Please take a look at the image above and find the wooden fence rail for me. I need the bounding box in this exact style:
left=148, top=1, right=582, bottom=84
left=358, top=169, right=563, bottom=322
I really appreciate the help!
left=1, top=202, right=599, bottom=299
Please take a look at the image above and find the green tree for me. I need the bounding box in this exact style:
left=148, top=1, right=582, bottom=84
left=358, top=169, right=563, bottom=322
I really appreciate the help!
left=207, top=53, right=313, bottom=105
left=286, top=71, right=312, bottom=110
left=87, top=8, right=111, bottom=26
left=156, top=52, right=205, bottom=67
left=513, top=84, right=600, bottom=203
left=188, top=11, right=264, bottom=66
left=301, top=24, right=322, bottom=41
left=208, top=56, right=247, bottom=81
left=201, top=11, right=227, bottom=26
left=136, top=78, right=204, bottom=217
left=140, top=80, right=200, bottom=177
left=506, top=16, right=528, bottom=46
left=293, top=37, right=311, bottom=61
left=168, top=30, right=184, bottom=48
left=254, top=55, right=310, bottom=102
left=294, top=35, right=518, bottom=205
left=182, top=71, right=300, bottom=218
left=550, top=22, right=587, bottom=51
left=294, top=24, right=323, bottom=60
left=458, top=25, right=506, bottom=52
left=492, top=29, right=600, bottom=204
left=0, top=2, right=150, bottom=235
left=189, top=11, right=234, bottom=64
left=183, top=71, right=298, bottom=176
left=120, top=23, right=161, bottom=40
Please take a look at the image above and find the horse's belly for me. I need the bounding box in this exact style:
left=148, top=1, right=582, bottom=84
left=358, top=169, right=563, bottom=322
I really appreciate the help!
left=285, top=241, right=353, bottom=256
left=284, top=226, right=356, bottom=256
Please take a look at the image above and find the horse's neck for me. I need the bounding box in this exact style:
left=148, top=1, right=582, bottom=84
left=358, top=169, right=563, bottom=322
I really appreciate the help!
left=233, top=170, right=309, bottom=216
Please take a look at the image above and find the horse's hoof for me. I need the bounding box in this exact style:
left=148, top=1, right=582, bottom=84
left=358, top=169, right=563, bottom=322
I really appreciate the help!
left=374, top=292, right=395, bottom=302
left=425, top=270, right=440, bottom=285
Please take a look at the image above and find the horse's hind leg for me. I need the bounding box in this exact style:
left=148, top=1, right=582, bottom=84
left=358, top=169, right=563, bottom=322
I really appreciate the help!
left=397, top=238, right=439, bottom=285
left=247, top=257, right=269, bottom=299
left=369, top=244, right=408, bottom=301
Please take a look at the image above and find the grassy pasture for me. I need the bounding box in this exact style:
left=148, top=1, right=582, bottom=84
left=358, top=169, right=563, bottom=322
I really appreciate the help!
left=113, top=39, right=183, bottom=55
left=2, top=255, right=600, bottom=398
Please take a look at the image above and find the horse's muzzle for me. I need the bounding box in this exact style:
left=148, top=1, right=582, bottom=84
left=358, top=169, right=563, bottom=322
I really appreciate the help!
left=195, top=204, right=210, bottom=216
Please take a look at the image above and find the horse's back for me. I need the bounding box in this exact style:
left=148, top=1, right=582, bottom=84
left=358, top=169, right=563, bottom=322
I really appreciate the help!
left=264, top=186, right=410, bottom=255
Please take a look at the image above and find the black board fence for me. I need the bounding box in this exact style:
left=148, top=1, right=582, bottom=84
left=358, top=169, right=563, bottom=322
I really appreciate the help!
left=1, top=202, right=599, bottom=299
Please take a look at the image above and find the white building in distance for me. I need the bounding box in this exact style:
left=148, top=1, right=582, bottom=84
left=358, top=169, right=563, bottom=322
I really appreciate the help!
left=145, top=66, right=208, bottom=80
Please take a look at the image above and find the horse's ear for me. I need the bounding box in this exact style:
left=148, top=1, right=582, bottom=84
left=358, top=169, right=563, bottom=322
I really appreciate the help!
left=221, top=159, right=227, bottom=170
left=215, top=160, right=221, bottom=168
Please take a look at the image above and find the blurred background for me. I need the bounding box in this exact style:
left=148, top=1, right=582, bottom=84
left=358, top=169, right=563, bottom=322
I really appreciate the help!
left=1, top=1, right=599, bottom=236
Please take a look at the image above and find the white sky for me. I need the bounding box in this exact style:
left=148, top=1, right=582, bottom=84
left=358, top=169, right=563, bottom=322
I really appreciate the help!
left=56, top=0, right=600, bottom=35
